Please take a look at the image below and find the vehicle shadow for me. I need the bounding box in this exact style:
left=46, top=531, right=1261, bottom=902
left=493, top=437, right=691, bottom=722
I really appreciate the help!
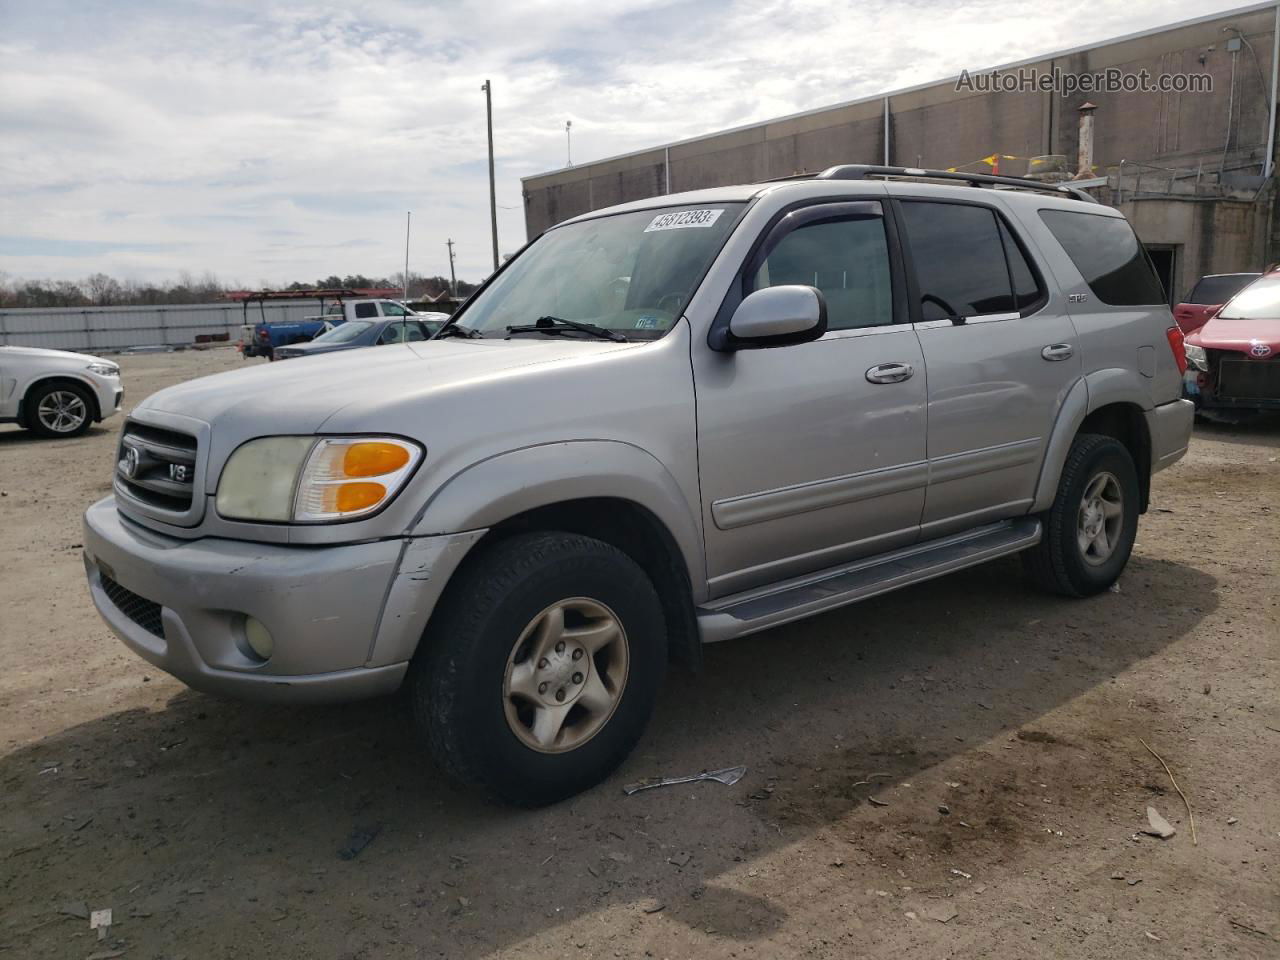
left=2, top=553, right=1217, bottom=956
left=1192, top=415, right=1280, bottom=447
left=0, top=423, right=114, bottom=447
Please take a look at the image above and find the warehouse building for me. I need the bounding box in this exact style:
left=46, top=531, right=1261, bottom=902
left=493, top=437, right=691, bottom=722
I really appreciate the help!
left=521, top=2, right=1280, bottom=303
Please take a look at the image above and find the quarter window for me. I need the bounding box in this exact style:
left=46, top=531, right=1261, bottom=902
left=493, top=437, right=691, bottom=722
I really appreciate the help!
left=998, top=219, right=1045, bottom=313
left=900, top=201, right=1015, bottom=321
left=751, top=216, right=893, bottom=330
left=1038, top=209, right=1165, bottom=306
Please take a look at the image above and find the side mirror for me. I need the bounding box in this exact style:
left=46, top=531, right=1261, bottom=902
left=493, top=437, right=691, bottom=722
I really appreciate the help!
left=726, top=285, right=827, bottom=348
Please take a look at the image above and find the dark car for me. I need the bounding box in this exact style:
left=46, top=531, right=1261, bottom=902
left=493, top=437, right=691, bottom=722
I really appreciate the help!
left=273, top=314, right=449, bottom=360
left=1173, top=272, right=1260, bottom=335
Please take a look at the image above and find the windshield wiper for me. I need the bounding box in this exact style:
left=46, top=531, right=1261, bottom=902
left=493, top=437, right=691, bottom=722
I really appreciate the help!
left=434, top=322, right=483, bottom=339
left=506, top=316, right=627, bottom=343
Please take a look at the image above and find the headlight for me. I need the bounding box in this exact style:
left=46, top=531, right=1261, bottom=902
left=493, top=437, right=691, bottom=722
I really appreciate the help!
left=86, top=362, right=119, bottom=377
left=1184, top=342, right=1208, bottom=371
left=215, top=436, right=422, bottom=523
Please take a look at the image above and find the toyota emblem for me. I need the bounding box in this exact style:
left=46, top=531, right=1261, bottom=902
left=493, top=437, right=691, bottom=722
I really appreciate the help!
left=120, top=445, right=139, bottom=478
left=1249, top=341, right=1272, bottom=358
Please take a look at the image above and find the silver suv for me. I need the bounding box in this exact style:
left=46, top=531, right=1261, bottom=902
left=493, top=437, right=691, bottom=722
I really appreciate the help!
left=83, top=165, right=1194, bottom=805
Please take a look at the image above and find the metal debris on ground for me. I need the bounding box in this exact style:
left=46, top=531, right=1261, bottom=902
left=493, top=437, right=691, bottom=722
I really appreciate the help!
left=867, top=796, right=889, bottom=807
left=622, top=765, right=746, bottom=795
left=1143, top=806, right=1177, bottom=839
left=938, top=804, right=950, bottom=815
left=641, top=901, right=666, bottom=914
left=1109, top=582, right=1121, bottom=593
left=950, top=869, right=972, bottom=879
left=923, top=904, right=959, bottom=923
left=1227, top=817, right=1239, bottom=825
left=337, top=824, right=381, bottom=860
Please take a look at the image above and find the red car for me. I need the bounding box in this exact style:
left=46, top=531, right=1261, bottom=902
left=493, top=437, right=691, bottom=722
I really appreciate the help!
left=1174, top=272, right=1260, bottom=334
left=1183, top=273, right=1280, bottom=418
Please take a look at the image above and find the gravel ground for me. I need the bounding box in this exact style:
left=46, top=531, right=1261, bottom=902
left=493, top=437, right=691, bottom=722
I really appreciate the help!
left=1, top=346, right=1277, bottom=959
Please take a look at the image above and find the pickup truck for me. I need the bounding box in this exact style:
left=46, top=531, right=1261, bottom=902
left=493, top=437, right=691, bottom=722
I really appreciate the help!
left=241, top=299, right=418, bottom=359
left=84, top=165, right=1193, bottom=806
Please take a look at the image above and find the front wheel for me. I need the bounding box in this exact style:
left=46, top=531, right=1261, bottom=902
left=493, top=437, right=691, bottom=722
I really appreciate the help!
left=408, top=532, right=667, bottom=806
left=27, top=381, right=94, bottom=438
left=1022, top=433, right=1140, bottom=597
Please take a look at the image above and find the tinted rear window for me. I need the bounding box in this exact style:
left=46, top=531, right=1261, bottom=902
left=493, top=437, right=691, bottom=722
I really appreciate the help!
left=1039, top=210, right=1165, bottom=306
left=1188, top=274, right=1260, bottom=305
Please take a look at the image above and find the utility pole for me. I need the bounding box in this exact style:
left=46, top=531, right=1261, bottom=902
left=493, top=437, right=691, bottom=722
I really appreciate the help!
left=446, top=238, right=457, bottom=297
left=565, top=120, right=573, bottom=166
left=403, top=211, right=411, bottom=301
left=482, top=79, right=499, bottom=272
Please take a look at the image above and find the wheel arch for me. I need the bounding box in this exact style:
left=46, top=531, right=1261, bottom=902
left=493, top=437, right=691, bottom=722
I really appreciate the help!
left=18, top=374, right=102, bottom=427
left=408, top=442, right=706, bottom=671
left=1032, top=372, right=1153, bottom=514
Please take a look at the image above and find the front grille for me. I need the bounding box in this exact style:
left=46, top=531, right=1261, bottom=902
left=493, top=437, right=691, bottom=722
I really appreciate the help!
left=100, top=574, right=164, bottom=637
left=1218, top=357, right=1280, bottom=400
left=117, top=421, right=198, bottom=512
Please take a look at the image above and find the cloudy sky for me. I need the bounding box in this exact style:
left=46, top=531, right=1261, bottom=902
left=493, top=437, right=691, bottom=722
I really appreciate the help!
left=0, top=0, right=1244, bottom=288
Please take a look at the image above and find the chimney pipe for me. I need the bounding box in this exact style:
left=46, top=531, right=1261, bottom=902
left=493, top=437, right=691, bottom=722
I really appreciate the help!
left=1077, top=102, right=1097, bottom=176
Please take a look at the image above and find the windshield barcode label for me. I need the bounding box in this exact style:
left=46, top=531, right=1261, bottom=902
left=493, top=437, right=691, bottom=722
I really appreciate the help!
left=644, top=209, right=725, bottom=232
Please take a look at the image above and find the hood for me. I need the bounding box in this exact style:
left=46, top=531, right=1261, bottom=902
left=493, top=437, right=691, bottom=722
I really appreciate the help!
left=139, top=336, right=637, bottom=445
left=1187, top=315, right=1280, bottom=356
left=0, top=345, right=112, bottom=365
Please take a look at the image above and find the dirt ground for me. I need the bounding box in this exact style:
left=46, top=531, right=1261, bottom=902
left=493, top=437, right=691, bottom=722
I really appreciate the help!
left=1, top=346, right=1277, bottom=960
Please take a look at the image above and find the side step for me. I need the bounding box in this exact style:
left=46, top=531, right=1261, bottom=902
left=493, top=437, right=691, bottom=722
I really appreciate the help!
left=696, top=518, right=1041, bottom=644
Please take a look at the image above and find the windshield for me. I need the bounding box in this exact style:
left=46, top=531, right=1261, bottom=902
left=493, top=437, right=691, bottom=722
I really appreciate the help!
left=313, top=320, right=373, bottom=343
left=459, top=203, right=744, bottom=339
left=1218, top=274, right=1280, bottom=319
left=1188, top=274, right=1260, bottom=305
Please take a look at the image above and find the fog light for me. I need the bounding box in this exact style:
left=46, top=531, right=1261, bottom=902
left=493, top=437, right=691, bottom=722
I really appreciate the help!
left=242, top=616, right=274, bottom=661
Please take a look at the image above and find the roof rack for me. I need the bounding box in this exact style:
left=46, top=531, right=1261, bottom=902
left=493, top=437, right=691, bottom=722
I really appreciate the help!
left=814, top=164, right=1099, bottom=203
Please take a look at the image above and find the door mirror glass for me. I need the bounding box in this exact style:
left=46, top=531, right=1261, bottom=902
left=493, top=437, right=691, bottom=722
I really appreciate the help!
left=728, top=285, right=827, bottom=346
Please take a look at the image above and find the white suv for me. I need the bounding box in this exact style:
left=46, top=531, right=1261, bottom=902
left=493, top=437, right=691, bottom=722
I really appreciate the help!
left=0, top=346, right=123, bottom=438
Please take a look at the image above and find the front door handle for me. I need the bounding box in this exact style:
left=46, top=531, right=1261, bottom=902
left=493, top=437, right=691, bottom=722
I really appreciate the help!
left=865, top=362, right=914, bottom=384
left=1041, top=343, right=1074, bottom=361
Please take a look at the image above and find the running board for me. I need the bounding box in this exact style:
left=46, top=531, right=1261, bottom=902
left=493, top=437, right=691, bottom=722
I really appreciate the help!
left=696, top=518, right=1041, bottom=644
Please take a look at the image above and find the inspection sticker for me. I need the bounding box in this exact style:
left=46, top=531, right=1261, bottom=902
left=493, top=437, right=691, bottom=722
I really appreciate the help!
left=644, top=208, right=724, bottom=232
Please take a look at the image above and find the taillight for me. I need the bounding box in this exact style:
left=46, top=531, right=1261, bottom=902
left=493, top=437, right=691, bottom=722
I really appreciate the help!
left=1166, top=326, right=1188, bottom=374
left=258, top=329, right=270, bottom=341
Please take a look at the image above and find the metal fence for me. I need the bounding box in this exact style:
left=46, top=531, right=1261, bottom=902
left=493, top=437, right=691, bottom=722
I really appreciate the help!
left=0, top=300, right=330, bottom=352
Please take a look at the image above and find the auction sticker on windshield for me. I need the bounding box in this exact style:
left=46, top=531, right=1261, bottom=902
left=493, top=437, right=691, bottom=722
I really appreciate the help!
left=644, top=209, right=725, bottom=232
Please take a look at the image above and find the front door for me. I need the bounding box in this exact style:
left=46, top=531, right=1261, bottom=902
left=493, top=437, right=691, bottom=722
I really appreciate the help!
left=895, top=198, right=1082, bottom=537
left=694, top=200, right=928, bottom=598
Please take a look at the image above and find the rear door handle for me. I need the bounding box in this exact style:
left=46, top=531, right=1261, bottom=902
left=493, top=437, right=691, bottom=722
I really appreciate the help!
left=865, top=362, right=914, bottom=384
left=1041, top=343, right=1074, bottom=361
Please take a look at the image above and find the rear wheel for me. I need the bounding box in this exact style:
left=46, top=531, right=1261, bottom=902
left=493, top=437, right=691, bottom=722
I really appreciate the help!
left=27, top=381, right=94, bottom=438
left=408, top=532, right=666, bottom=806
left=1022, top=433, right=1139, bottom=597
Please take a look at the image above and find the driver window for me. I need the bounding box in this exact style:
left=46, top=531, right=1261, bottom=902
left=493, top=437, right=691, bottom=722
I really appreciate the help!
left=404, top=322, right=429, bottom=342
left=751, top=217, right=893, bottom=330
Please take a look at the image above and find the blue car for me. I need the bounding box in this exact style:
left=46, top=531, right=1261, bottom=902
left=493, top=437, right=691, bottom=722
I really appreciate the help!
left=272, top=314, right=449, bottom=360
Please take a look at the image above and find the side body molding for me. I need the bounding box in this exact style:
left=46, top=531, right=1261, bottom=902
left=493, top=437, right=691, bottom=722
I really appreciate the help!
left=1030, top=369, right=1153, bottom=513
left=408, top=440, right=707, bottom=598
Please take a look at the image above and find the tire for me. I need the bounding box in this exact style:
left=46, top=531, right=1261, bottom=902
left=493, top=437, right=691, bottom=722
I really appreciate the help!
left=26, top=381, right=95, bottom=438
left=1022, top=433, right=1139, bottom=597
left=408, top=531, right=667, bottom=806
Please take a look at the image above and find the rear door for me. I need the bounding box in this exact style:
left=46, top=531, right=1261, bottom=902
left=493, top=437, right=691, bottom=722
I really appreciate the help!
left=694, top=199, right=929, bottom=597
left=896, top=197, right=1081, bottom=537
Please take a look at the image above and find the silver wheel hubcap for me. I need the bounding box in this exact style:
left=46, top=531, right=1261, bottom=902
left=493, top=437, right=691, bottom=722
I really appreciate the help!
left=1077, top=471, right=1123, bottom=566
left=503, top=597, right=629, bottom=754
left=37, top=391, right=87, bottom=433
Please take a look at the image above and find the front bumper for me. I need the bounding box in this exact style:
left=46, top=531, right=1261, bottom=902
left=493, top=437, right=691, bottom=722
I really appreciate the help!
left=82, top=497, right=481, bottom=703
left=90, top=376, right=122, bottom=422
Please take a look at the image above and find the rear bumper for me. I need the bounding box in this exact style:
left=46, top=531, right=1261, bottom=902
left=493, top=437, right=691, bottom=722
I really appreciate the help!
left=1146, top=398, right=1193, bottom=475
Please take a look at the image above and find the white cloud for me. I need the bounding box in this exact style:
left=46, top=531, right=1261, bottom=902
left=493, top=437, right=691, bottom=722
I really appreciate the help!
left=0, top=0, right=1243, bottom=286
